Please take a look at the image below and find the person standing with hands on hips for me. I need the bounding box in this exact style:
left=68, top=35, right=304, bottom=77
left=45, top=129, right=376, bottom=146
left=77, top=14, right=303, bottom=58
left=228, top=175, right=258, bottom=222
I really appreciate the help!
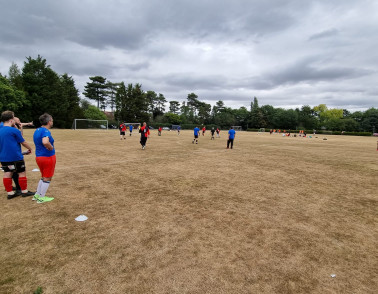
left=227, top=126, right=236, bottom=149
left=33, top=113, right=56, bottom=203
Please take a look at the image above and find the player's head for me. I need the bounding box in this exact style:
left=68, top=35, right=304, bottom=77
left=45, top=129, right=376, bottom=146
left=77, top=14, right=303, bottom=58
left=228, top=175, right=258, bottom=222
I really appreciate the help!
left=39, top=113, right=53, bottom=127
left=143, top=122, right=146, bottom=126
left=230, top=126, right=233, bottom=129
left=1, top=110, right=15, bottom=123
left=13, top=117, right=22, bottom=129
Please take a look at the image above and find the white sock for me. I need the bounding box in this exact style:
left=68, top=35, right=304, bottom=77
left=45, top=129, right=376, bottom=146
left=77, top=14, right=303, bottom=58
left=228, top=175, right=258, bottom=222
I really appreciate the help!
left=36, top=179, right=43, bottom=195
left=40, top=181, right=50, bottom=197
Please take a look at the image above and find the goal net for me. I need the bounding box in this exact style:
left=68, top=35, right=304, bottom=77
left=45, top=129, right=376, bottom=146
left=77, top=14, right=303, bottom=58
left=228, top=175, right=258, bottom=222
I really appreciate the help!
left=123, top=123, right=141, bottom=130
left=231, top=126, right=242, bottom=131
left=258, top=128, right=265, bottom=133
left=72, top=119, right=108, bottom=130
left=171, top=125, right=181, bottom=130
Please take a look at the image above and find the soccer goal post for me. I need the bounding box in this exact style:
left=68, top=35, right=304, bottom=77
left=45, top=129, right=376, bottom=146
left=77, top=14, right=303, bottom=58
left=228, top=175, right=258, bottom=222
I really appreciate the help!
left=231, top=126, right=242, bottom=131
left=72, top=119, right=108, bottom=130
left=171, top=125, right=181, bottom=130
left=123, top=123, right=141, bottom=130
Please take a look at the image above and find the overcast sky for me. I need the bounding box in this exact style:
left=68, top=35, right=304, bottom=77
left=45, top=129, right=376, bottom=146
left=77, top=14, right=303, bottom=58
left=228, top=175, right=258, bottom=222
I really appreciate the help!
left=1, top=0, right=377, bottom=112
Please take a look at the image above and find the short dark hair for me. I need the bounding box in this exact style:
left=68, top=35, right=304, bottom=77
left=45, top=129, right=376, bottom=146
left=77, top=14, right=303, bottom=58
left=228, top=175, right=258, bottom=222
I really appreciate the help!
left=39, top=113, right=52, bottom=126
left=1, top=111, right=14, bottom=122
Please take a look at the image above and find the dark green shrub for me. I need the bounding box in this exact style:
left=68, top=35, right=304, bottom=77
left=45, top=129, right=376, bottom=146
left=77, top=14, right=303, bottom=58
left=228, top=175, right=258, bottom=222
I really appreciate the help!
left=342, top=132, right=372, bottom=136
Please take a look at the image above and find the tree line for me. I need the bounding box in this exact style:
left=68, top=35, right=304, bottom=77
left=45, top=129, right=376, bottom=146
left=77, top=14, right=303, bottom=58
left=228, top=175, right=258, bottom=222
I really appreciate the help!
left=1, top=55, right=377, bottom=132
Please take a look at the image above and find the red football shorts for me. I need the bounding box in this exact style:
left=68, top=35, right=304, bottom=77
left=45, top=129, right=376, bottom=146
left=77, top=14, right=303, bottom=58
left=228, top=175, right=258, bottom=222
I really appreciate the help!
left=36, top=155, right=56, bottom=178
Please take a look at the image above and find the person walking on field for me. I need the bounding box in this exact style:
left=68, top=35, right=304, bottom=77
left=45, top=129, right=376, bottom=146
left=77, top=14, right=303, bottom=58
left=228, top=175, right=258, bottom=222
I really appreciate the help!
left=202, top=126, right=206, bottom=136
left=129, top=124, right=133, bottom=136
left=139, top=122, right=150, bottom=150
left=211, top=127, right=215, bottom=140
left=192, top=126, right=200, bottom=144
left=0, top=111, right=34, bottom=199
left=119, top=122, right=127, bottom=140
left=216, top=128, right=220, bottom=138
left=33, top=113, right=56, bottom=203
left=227, top=126, right=236, bottom=149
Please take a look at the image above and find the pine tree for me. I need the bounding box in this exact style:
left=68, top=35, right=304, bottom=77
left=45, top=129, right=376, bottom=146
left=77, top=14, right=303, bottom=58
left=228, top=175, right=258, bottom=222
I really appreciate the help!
left=22, top=55, right=64, bottom=125
left=83, top=76, right=108, bottom=109
left=169, top=101, right=180, bottom=114
left=249, top=97, right=263, bottom=128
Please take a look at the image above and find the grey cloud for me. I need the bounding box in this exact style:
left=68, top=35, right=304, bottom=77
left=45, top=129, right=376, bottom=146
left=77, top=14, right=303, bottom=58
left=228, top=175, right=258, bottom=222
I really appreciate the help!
left=308, top=29, right=339, bottom=41
left=126, top=62, right=150, bottom=71
left=0, top=1, right=150, bottom=50
left=54, top=59, right=150, bottom=79
left=150, top=0, right=309, bottom=42
left=0, top=0, right=307, bottom=50
left=53, top=61, right=114, bottom=77
left=263, top=58, right=373, bottom=88
left=1, top=0, right=378, bottom=111
left=156, top=73, right=227, bottom=91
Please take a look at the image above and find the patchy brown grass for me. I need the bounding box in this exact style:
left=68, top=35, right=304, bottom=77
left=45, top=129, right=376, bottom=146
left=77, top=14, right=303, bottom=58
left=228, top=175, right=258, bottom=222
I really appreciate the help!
left=0, top=129, right=377, bottom=294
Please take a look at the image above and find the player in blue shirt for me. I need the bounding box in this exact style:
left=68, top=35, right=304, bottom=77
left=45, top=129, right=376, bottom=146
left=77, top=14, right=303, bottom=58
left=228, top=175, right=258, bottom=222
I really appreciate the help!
left=129, top=124, right=133, bottom=136
left=177, top=125, right=181, bottom=135
left=1, top=117, right=33, bottom=196
left=192, top=127, right=200, bottom=144
left=0, top=111, right=34, bottom=199
left=0, top=120, right=20, bottom=194
left=227, top=126, right=236, bottom=149
left=33, top=113, right=56, bottom=203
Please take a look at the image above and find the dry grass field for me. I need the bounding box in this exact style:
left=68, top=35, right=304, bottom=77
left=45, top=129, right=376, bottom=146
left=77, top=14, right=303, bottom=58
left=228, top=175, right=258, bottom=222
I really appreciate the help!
left=0, top=129, right=377, bottom=294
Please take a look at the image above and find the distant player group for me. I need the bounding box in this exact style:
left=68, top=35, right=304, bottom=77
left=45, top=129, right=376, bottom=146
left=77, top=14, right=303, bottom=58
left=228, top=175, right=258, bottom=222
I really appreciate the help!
left=119, top=123, right=134, bottom=139
left=118, top=122, right=236, bottom=150
left=0, top=111, right=56, bottom=203
left=193, top=126, right=235, bottom=148
left=119, top=122, right=150, bottom=149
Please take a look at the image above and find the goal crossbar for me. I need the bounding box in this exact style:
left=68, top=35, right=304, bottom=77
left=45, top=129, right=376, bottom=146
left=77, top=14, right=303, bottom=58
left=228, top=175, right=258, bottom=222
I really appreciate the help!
left=231, top=126, right=242, bottom=131
left=123, top=123, right=141, bottom=129
left=72, top=119, right=108, bottom=130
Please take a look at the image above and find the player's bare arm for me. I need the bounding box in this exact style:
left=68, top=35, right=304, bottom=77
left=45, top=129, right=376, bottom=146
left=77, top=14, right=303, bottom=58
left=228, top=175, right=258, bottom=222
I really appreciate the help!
left=21, top=121, right=34, bottom=127
left=21, top=141, right=32, bottom=154
left=42, top=137, right=54, bottom=151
